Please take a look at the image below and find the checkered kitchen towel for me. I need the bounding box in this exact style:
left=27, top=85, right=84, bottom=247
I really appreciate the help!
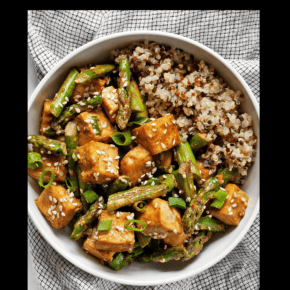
left=27, top=10, right=260, bottom=289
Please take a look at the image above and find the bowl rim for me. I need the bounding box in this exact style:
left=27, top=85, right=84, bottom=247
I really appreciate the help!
left=28, top=30, right=259, bottom=286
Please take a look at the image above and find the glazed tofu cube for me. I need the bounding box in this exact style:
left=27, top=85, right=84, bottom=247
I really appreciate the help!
left=83, top=233, right=115, bottom=262
left=136, top=198, right=183, bottom=239
left=94, top=210, right=135, bottom=252
left=131, top=114, right=181, bottom=155
left=78, top=141, right=119, bottom=184
left=40, top=99, right=55, bottom=137
left=75, top=109, right=116, bottom=146
left=120, top=145, right=153, bottom=186
left=153, top=150, right=173, bottom=167
left=28, top=148, right=67, bottom=183
left=163, top=231, right=189, bottom=246
left=35, top=184, right=82, bottom=229
left=209, top=183, right=249, bottom=226
left=101, top=86, right=119, bottom=124
left=70, top=76, right=108, bottom=103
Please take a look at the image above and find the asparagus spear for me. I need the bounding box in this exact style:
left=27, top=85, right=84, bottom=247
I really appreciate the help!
left=137, top=231, right=212, bottom=263
left=182, top=231, right=212, bottom=261
left=50, top=68, right=79, bottom=117
left=70, top=196, right=104, bottom=241
left=116, top=58, right=132, bottom=130
left=176, top=161, right=196, bottom=203
left=176, top=141, right=201, bottom=180
left=134, top=94, right=148, bottom=119
left=128, top=78, right=147, bottom=113
left=182, top=168, right=236, bottom=235
left=189, top=133, right=210, bottom=153
left=75, top=64, right=115, bottom=83
left=196, top=217, right=226, bottom=232
left=27, top=135, right=67, bottom=156
left=64, top=121, right=79, bottom=197
left=51, top=95, right=102, bottom=131
left=107, top=174, right=176, bottom=212
left=137, top=245, right=186, bottom=263
left=101, top=176, right=131, bottom=200
left=76, top=164, right=94, bottom=213
left=157, top=165, right=176, bottom=174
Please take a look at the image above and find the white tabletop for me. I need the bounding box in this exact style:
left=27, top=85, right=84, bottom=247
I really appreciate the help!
left=28, top=50, right=41, bottom=290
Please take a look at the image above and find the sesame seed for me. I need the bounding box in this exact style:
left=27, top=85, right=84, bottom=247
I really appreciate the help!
left=52, top=210, right=57, bottom=215
left=110, top=144, right=115, bottom=147
left=173, top=140, right=176, bottom=145
left=241, top=198, right=246, bottom=202
left=53, top=198, right=57, bottom=203
left=164, top=129, right=167, bottom=134
left=151, top=181, right=155, bottom=186
left=151, top=123, right=156, bottom=126
left=229, top=212, right=233, bottom=215
left=63, top=160, right=68, bottom=164
left=49, top=196, right=52, bottom=201
left=59, top=198, right=63, bottom=202
left=72, top=203, right=78, bottom=206
left=70, top=198, right=73, bottom=203
left=182, top=174, right=186, bottom=178
left=28, top=136, right=32, bottom=140
left=161, top=143, right=166, bottom=148
left=52, top=215, right=55, bottom=220
left=231, top=199, right=235, bottom=203
left=47, top=163, right=51, bottom=166
left=59, top=205, right=63, bottom=211
left=173, top=229, right=177, bottom=234
left=131, top=136, right=137, bottom=140
left=232, top=204, right=237, bottom=208
left=154, top=203, right=157, bottom=208
left=152, top=128, right=157, bottom=132
left=75, top=108, right=81, bottom=113
left=115, top=156, right=120, bottom=159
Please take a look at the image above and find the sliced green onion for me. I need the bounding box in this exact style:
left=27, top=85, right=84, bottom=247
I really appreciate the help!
left=112, top=131, right=132, bottom=146
left=129, top=117, right=151, bottom=126
left=97, top=220, right=113, bottom=232
left=83, top=190, right=98, bottom=203
left=132, top=201, right=147, bottom=212
left=168, top=197, right=187, bottom=210
left=124, top=219, right=146, bottom=232
left=92, top=116, right=101, bottom=135
left=39, top=169, right=55, bottom=188
left=210, top=189, right=228, bottom=209
left=27, top=152, right=43, bottom=169
left=65, top=176, right=74, bottom=192
left=197, top=217, right=226, bottom=232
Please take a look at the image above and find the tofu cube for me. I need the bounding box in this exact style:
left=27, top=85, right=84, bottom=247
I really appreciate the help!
left=40, top=100, right=55, bottom=137
left=78, top=141, right=119, bottom=184
left=101, top=86, right=119, bottom=124
left=28, top=148, right=67, bottom=183
left=153, top=150, right=173, bottom=167
left=94, top=210, right=135, bottom=252
left=70, top=77, right=108, bottom=103
left=120, top=145, right=153, bottom=186
left=136, top=198, right=183, bottom=239
left=131, top=114, right=181, bottom=155
left=75, top=109, right=116, bottom=146
left=163, top=231, right=189, bottom=246
left=83, top=234, right=115, bottom=262
left=35, top=184, right=82, bottom=229
left=209, top=183, right=249, bottom=226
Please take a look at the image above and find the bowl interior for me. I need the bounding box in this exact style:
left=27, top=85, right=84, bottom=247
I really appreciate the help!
left=28, top=32, right=259, bottom=286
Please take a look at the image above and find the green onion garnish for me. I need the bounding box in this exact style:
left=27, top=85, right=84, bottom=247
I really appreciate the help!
left=129, top=117, right=151, bottom=126
left=65, top=176, right=75, bottom=192
left=97, top=220, right=113, bottom=232
left=39, top=169, right=55, bottom=188
left=210, top=189, right=228, bottom=209
left=124, top=219, right=146, bottom=232
left=83, top=190, right=98, bottom=203
left=132, top=201, right=147, bottom=212
left=168, top=197, right=187, bottom=210
left=28, top=152, right=43, bottom=169
left=112, top=131, right=132, bottom=146
left=92, top=116, right=101, bottom=135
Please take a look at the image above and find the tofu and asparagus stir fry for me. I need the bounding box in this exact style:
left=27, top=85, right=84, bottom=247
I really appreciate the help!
left=28, top=41, right=256, bottom=270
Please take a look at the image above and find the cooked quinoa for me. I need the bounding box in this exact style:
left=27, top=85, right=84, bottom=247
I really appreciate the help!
left=111, top=41, right=257, bottom=183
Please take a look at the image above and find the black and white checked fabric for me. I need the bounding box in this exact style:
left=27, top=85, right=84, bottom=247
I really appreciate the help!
left=27, top=10, right=260, bottom=289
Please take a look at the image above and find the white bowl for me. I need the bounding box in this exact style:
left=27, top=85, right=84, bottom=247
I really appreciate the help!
left=28, top=30, right=259, bottom=286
